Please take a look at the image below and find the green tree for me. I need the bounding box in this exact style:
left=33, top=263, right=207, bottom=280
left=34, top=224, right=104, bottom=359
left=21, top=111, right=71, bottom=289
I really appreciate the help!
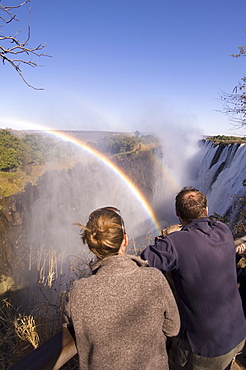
left=22, top=133, right=60, bottom=164
left=0, top=129, right=30, bottom=171
left=140, top=134, right=159, bottom=145
left=100, top=135, right=139, bottom=155
left=0, top=147, right=20, bottom=171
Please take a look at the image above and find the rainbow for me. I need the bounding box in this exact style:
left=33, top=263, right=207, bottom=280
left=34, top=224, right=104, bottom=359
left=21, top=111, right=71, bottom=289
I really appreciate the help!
left=1, top=119, right=161, bottom=232
left=48, top=129, right=161, bottom=232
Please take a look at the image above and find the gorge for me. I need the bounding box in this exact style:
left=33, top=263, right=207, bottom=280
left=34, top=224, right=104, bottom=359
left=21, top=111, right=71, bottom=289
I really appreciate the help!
left=0, top=132, right=245, bottom=298
left=0, top=130, right=245, bottom=368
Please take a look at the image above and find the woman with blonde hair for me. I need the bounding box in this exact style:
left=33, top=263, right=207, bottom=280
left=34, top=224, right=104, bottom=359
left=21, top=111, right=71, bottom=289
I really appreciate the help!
left=63, top=207, right=180, bottom=369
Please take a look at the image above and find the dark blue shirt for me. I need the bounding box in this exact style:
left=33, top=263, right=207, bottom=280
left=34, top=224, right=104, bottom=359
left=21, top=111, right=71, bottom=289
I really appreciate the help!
left=141, top=218, right=246, bottom=357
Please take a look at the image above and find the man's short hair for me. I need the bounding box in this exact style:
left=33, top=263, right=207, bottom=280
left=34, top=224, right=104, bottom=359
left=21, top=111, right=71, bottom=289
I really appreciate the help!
left=175, top=187, right=207, bottom=223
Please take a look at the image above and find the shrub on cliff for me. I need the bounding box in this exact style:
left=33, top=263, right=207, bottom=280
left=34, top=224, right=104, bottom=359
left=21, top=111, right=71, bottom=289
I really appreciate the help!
left=0, top=130, right=30, bottom=171
left=99, top=135, right=139, bottom=155
left=0, top=130, right=73, bottom=172
left=22, top=133, right=62, bottom=164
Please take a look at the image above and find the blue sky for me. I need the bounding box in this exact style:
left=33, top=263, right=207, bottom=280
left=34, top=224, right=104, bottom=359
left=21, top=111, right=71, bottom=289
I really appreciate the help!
left=1, top=0, right=246, bottom=136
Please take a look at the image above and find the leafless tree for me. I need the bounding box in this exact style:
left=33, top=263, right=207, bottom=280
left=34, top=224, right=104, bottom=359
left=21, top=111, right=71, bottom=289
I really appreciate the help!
left=0, top=0, right=50, bottom=89
left=220, top=32, right=246, bottom=127
left=221, top=78, right=246, bottom=127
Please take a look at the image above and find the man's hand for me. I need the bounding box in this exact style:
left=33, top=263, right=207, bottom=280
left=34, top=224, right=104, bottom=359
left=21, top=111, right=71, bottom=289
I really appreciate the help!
left=161, top=224, right=182, bottom=237
left=235, top=236, right=246, bottom=254
left=236, top=243, right=246, bottom=255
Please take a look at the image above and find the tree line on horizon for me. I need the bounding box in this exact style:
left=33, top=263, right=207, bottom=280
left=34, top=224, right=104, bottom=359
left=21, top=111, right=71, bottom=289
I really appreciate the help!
left=0, top=129, right=158, bottom=172
left=0, top=129, right=69, bottom=171
left=207, top=135, right=246, bottom=143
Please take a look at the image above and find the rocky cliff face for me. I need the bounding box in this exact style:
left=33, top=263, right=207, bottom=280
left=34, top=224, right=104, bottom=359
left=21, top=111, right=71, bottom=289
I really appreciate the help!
left=0, top=184, right=39, bottom=289
left=0, top=148, right=160, bottom=292
left=113, top=146, right=163, bottom=200
left=1, top=140, right=245, bottom=294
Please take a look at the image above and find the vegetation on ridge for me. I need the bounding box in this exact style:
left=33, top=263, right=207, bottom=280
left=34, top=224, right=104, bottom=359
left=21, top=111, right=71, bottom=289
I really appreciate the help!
left=0, top=129, right=159, bottom=197
left=206, top=135, right=246, bottom=144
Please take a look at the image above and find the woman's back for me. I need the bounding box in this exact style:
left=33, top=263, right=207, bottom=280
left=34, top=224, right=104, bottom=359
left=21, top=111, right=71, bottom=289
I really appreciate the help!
left=65, top=254, right=180, bottom=370
left=63, top=207, right=180, bottom=369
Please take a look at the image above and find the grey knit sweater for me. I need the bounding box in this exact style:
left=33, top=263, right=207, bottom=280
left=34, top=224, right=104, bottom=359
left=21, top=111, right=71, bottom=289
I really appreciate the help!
left=63, top=254, right=180, bottom=369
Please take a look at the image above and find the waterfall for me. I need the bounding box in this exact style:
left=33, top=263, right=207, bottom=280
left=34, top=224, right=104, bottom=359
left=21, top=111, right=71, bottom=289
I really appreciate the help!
left=193, top=140, right=246, bottom=218
left=1, top=135, right=245, bottom=296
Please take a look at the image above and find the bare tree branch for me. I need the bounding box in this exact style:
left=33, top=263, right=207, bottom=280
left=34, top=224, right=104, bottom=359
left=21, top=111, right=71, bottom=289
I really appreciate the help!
left=220, top=78, right=246, bottom=127
left=0, top=1, right=30, bottom=22
left=220, top=32, right=246, bottom=127
left=231, top=31, right=246, bottom=58
left=0, top=1, right=51, bottom=89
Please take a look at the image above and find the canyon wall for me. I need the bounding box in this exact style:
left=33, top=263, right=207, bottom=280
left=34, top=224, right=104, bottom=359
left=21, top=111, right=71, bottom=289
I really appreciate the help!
left=0, top=139, right=245, bottom=294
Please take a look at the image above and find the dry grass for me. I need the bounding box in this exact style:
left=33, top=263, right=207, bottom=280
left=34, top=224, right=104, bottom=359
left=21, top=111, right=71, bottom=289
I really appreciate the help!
left=0, top=245, right=83, bottom=369
left=14, top=314, right=40, bottom=349
left=0, top=299, right=35, bottom=369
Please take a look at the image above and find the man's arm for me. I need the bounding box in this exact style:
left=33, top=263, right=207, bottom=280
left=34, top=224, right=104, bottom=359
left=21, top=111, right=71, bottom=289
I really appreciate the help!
left=140, top=236, right=178, bottom=272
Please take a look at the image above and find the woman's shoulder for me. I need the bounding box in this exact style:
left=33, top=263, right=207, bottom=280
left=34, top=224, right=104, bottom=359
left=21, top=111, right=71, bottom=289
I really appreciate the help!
left=133, top=254, right=165, bottom=276
left=143, top=264, right=166, bottom=279
left=128, top=255, right=168, bottom=280
left=69, top=273, right=96, bottom=293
